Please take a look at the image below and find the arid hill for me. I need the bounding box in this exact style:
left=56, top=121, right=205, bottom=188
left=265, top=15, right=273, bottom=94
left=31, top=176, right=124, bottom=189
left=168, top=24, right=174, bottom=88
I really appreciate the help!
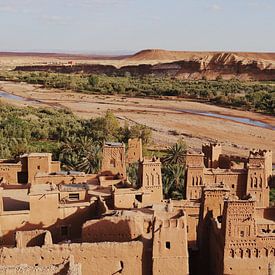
left=4, top=49, right=275, bottom=80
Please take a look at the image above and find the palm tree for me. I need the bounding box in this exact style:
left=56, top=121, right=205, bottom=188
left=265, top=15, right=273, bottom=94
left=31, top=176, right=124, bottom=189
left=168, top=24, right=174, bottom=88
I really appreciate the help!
left=163, top=139, right=187, bottom=165
left=77, top=144, right=102, bottom=174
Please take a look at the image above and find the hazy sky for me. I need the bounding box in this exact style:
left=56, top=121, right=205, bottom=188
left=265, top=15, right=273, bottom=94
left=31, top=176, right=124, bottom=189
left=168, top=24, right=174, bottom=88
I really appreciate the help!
left=0, top=0, right=274, bottom=53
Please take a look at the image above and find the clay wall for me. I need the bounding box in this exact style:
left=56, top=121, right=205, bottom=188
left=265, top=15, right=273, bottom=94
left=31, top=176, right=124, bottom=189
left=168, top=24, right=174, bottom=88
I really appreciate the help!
left=27, top=155, right=52, bottom=184
left=82, top=215, right=153, bottom=243
left=34, top=174, right=87, bottom=185
left=185, top=153, right=204, bottom=168
left=246, top=166, right=269, bottom=207
left=50, top=161, right=61, bottom=173
left=113, top=189, right=153, bottom=209
left=0, top=164, right=21, bottom=184
left=223, top=241, right=275, bottom=275
left=202, top=143, right=222, bottom=169
left=0, top=211, right=30, bottom=245
left=0, top=242, right=144, bottom=275
left=172, top=200, right=200, bottom=248
left=185, top=167, right=204, bottom=200
left=15, top=230, right=52, bottom=248
left=152, top=215, right=189, bottom=275
left=101, top=143, right=126, bottom=177
left=0, top=257, right=81, bottom=275
left=139, top=157, right=163, bottom=203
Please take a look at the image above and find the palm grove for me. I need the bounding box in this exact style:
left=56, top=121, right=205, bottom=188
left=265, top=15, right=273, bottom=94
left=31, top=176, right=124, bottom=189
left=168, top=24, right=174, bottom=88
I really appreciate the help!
left=0, top=102, right=187, bottom=199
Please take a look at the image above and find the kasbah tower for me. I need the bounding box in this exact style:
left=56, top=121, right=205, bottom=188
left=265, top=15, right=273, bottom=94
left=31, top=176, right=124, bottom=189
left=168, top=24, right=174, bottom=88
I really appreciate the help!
left=0, top=137, right=273, bottom=275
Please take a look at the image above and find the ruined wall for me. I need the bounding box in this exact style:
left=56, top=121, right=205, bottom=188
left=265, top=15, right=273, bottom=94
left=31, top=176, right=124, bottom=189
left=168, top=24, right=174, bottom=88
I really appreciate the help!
left=0, top=242, right=144, bottom=275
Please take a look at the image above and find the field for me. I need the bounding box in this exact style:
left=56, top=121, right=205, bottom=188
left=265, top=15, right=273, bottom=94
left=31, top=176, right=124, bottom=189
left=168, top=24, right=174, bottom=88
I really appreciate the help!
left=0, top=80, right=274, bottom=160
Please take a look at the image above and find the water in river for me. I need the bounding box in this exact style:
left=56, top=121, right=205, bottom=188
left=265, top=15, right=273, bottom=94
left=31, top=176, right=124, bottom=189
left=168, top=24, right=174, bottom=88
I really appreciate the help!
left=0, top=89, right=274, bottom=130
left=0, top=90, right=39, bottom=104
left=176, top=109, right=275, bottom=131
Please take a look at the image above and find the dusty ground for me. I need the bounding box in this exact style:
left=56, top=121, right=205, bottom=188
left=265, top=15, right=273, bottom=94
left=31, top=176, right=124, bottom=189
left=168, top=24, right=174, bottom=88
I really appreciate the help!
left=0, top=81, right=274, bottom=160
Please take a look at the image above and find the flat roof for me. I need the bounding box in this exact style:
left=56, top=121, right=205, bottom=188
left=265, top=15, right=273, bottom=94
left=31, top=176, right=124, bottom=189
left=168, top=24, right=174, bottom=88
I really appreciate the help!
left=104, top=142, right=124, bottom=147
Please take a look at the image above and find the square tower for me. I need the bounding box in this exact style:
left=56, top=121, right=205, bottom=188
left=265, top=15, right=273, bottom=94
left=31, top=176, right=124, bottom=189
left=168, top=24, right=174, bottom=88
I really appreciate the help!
left=139, top=157, right=163, bottom=203
left=101, top=142, right=126, bottom=178
left=127, top=138, right=143, bottom=164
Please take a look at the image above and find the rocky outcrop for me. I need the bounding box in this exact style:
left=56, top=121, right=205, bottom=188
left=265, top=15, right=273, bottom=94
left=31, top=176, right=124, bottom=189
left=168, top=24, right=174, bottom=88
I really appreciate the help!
left=14, top=51, right=275, bottom=81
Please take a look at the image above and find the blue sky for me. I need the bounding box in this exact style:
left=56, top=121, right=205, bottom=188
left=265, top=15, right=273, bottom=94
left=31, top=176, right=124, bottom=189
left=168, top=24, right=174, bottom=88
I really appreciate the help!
left=0, top=0, right=274, bottom=53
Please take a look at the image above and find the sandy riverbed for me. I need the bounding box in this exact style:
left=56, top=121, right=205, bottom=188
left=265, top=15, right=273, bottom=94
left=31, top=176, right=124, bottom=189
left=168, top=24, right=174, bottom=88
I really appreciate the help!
left=0, top=81, right=274, bottom=159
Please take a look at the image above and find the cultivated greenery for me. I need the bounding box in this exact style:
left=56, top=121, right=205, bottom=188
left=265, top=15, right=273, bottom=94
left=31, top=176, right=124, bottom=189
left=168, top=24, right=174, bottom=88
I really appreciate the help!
left=162, top=139, right=187, bottom=199
left=0, top=70, right=274, bottom=115
left=0, top=102, right=152, bottom=173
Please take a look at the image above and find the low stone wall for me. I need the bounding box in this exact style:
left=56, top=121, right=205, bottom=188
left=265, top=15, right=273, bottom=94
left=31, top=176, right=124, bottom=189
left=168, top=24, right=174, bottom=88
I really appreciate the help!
left=15, top=230, right=52, bottom=248
left=0, top=242, right=145, bottom=275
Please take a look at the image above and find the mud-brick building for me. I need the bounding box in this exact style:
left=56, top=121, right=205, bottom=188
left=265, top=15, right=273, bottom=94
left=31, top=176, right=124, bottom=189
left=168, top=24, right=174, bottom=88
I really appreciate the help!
left=185, top=144, right=272, bottom=208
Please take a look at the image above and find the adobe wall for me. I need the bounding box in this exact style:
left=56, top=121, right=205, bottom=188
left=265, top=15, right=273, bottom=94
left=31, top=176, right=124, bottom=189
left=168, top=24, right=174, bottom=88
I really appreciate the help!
left=172, top=200, right=200, bottom=248
left=152, top=214, right=189, bottom=275
left=0, top=257, right=81, bottom=275
left=0, top=242, right=144, bottom=275
left=101, top=144, right=126, bottom=177
left=50, top=161, right=61, bottom=173
left=15, top=230, right=52, bottom=248
left=223, top=243, right=275, bottom=275
left=82, top=215, right=153, bottom=243
left=27, top=155, right=52, bottom=184
left=34, top=174, right=87, bottom=185
left=0, top=211, right=30, bottom=245
left=139, top=157, right=163, bottom=203
left=0, top=164, right=21, bottom=184
left=0, top=194, right=96, bottom=245
left=186, top=167, right=247, bottom=200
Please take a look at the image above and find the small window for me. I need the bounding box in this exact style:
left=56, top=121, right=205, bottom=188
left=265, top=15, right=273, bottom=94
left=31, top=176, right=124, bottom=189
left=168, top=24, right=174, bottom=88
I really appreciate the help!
left=110, top=159, right=116, bottom=168
left=37, top=165, right=40, bottom=170
left=165, top=241, right=171, bottom=249
left=240, top=230, right=245, bottom=237
left=61, top=226, right=69, bottom=236
left=231, top=184, right=234, bottom=189
left=135, top=194, right=142, bottom=203
left=69, top=193, right=80, bottom=201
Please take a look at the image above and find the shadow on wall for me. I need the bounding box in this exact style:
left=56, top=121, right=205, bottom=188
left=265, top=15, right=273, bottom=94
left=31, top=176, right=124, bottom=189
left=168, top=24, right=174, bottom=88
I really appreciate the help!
left=0, top=203, right=97, bottom=246
left=3, top=197, right=30, bottom=211
left=82, top=218, right=153, bottom=274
